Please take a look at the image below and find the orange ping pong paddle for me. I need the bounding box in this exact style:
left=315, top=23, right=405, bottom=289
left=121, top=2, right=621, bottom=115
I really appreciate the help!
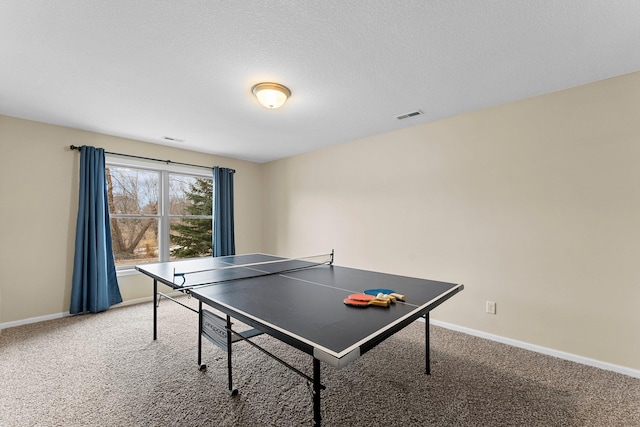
left=344, top=293, right=390, bottom=307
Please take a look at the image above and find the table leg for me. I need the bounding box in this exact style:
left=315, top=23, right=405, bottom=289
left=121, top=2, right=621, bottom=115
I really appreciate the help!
left=226, top=315, right=238, bottom=395
left=425, top=312, right=431, bottom=375
left=313, top=358, right=322, bottom=426
left=153, top=279, right=157, bottom=341
left=198, top=301, right=205, bottom=370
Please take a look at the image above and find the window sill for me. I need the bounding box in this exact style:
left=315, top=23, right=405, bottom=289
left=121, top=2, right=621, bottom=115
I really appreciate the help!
left=116, top=268, right=140, bottom=277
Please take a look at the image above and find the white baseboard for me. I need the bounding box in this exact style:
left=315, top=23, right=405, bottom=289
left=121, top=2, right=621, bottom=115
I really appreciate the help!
left=427, top=318, right=640, bottom=380
left=1, top=311, right=70, bottom=330
left=0, top=292, right=184, bottom=331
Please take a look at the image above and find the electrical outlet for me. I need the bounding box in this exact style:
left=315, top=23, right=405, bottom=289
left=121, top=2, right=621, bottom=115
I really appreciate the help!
left=486, top=301, right=496, bottom=314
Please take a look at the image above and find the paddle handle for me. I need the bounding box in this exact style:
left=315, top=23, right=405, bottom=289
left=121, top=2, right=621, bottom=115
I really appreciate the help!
left=369, top=298, right=390, bottom=307
left=390, top=293, right=405, bottom=301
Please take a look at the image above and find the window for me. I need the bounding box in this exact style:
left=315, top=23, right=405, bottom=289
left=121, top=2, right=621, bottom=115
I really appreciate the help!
left=106, top=159, right=213, bottom=267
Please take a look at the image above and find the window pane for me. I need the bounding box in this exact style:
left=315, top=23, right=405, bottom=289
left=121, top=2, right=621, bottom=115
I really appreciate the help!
left=111, top=218, right=159, bottom=265
left=170, top=218, right=212, bottom=259
left=169, top=174, right=213, bottom=216
left=106, top=167, right=159, bottom=215
left=105, top=165, right=214, bottom=267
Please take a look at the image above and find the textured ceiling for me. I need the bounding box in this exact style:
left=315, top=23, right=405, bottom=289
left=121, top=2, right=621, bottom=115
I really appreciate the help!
left=2, top=1, right=639, bottom=163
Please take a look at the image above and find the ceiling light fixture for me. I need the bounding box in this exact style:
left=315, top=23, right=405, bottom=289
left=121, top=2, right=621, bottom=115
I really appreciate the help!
left=251, top=82, right=291, bottom=109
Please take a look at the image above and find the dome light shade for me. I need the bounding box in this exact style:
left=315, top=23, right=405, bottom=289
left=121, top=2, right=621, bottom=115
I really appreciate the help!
left=251, top=82, right=291, bottom=109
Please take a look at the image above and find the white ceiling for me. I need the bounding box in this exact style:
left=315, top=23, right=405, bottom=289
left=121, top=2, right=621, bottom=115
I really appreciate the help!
left=2, top=1, right=639, bottom=163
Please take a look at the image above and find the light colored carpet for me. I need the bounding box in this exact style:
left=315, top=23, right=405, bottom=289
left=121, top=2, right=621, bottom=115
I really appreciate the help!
left=1, top=298, right=638, bottom=426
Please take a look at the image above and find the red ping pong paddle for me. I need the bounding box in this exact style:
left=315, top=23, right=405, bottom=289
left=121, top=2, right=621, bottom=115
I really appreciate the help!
left=343, top=298, right=391, bottom=308
left=345, top=293, right=390, bottom=307
left=343, top=298, right=370, bottom=307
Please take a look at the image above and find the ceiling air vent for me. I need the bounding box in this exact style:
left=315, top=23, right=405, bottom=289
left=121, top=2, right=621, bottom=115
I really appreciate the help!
left=395, top=110, right=423, bottom=120
left=162, top=136, right=185, bottom=143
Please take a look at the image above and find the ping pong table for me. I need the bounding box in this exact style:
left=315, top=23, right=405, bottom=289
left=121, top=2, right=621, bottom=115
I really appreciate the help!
left=135, top=252, right=463, bottom=426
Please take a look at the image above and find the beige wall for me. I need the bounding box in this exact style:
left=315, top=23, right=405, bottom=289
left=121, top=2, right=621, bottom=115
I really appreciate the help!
left=262, top=71, right=640, bottom=371
left=0, top=116, right=263, bottom=324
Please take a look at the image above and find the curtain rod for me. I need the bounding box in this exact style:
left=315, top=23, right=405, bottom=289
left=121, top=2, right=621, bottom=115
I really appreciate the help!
left=69, top=145, right=234, bottom=172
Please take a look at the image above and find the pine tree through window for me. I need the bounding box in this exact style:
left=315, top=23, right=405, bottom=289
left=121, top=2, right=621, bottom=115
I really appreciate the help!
left=169, top=175, right=213, bottom=259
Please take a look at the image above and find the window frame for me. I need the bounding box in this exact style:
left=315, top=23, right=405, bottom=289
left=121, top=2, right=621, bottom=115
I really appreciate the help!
left=105, top=155, right=213, bottom=270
